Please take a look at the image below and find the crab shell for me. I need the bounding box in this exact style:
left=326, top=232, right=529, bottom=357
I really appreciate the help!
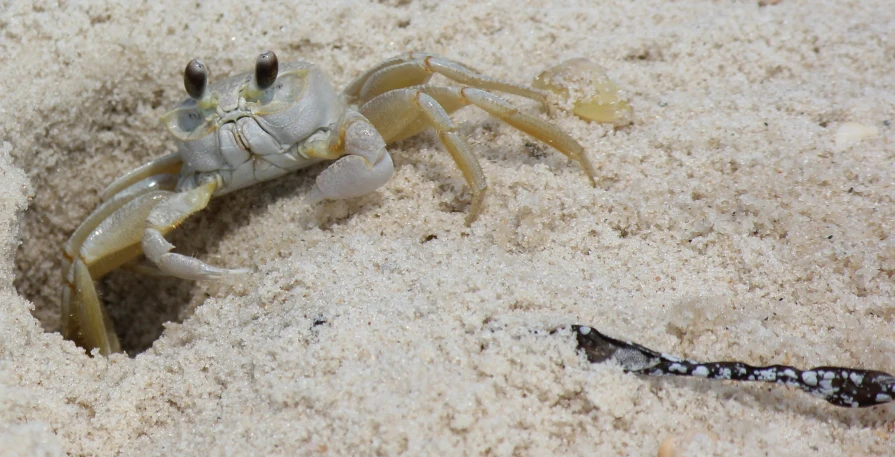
left=161, top=61, right=346, bottom=195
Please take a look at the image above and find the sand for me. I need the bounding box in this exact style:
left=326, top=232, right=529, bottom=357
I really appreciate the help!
left=1, top=0, right=893, bottom=455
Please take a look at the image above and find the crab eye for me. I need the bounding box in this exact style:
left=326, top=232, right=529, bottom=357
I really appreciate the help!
left=177, top=105, right=204, bottom=132
left=161, top=99, right=214, bottom=141
left=255, top=51, right=278, bottom=90
left=184, top=59, right=208, bottom=99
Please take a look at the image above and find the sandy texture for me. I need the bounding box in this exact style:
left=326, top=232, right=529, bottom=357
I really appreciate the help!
left=2, top=1, right=894, bottom=455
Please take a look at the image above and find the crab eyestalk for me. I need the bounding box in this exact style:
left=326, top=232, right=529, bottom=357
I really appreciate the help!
left=243, top=50, right=279, bottom=100
left=184, top=59, right=213, bottom=108
left=255, top=50, right=279, bottom=89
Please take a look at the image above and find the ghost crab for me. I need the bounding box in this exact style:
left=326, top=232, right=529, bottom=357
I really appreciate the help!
left=61, top=51, right=597, bottom=355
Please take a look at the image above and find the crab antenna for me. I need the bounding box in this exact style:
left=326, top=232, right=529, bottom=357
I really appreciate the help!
left=254, top=51, right=279, bottom=90
left=184, top=59, right=208, bottom=100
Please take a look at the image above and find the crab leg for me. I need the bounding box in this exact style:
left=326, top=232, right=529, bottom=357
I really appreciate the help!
left=100, top=152, right=183, bottom=201
left=344, top=52, right=547, bottom=107
left=359, top=89, right=486, bottom=222
left=63, top=175, right=179, bottom=281
left=426, top=86, right=597, bottom=183
left=379, top=85, right=596, bottom=182
left=142, top=178, right=247, bottom=280
left=64, top=175, right=247, bottom=355
left=359, top=85, right=596, bottom=223
left=62, top=176, right=178, bottom=355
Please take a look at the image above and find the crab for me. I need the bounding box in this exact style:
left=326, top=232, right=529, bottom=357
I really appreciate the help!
left=61, top=51, right=597, bottom=356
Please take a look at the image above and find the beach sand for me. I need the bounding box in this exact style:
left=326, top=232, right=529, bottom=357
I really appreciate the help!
left=1, top=1, right=893, bottom=455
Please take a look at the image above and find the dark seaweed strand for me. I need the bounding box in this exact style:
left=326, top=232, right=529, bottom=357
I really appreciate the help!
left=571, top=325, right=895, bottom=408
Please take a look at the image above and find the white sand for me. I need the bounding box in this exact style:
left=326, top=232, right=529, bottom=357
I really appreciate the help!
left=2, top=1, right=894, bottom=455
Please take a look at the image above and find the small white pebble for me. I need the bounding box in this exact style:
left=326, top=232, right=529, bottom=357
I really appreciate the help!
left=835, top=122, right=878, bottom=150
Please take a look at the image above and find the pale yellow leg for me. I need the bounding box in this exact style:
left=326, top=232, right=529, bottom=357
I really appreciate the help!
left=63, top=175, right=247, bottom=355
left=66, top=260, right=120, bottom=355
left=64, top=175, right=179, bottom=275
left=425, top=86, right=598, bottom=184
left=142, top=179, right=246, bottom=280
left=63, top=175, right=178, bottom=354
left=62, top=188, right=175, bottom=355
left=100, top=152, right=182, bottom=201
left=359, top=88, right=487, bottom=224
left=343, top=53, right=417, bottom=99
left=358, top=85, right=596, bottom=223
left=344, top=53, right=547, bottom=107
